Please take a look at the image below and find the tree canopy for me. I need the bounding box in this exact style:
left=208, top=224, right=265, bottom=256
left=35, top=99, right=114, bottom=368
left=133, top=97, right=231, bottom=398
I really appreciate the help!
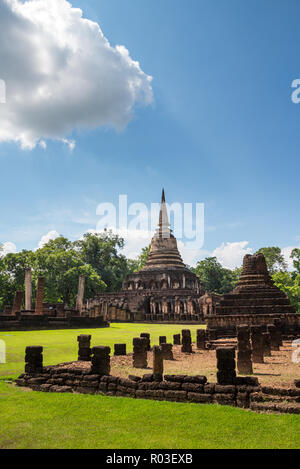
left=255, top=247, right=287, bottom=274
left=0, top=231, right=136, bottom=310
left=191, top=257, right=241, bottom=295
left=0, top=236, right=299, bottom=313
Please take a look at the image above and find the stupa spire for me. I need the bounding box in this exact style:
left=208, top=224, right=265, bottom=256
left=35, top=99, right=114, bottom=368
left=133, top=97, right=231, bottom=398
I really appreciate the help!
left=157, top=188, right=171, bottom=239
left=140, top=189, right=186, bottom=270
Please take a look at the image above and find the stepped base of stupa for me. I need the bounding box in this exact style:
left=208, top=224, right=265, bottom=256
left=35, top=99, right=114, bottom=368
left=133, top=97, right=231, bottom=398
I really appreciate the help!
left=205, top=253, right=299, bottom=338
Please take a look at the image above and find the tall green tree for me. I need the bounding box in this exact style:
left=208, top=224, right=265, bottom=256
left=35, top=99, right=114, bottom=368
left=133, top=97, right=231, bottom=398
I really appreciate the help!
left=34, top=236, right=106, bottom=305
left=0, top=250, right=35, bottom=309
left=74, top=231, right=130, bottom=292
left=192, top=257, right=240, bottom=294
left=132, top=245, right=150, bottom=272
left=272, top=271, right=300, bottom=312
left=291, top=248, right=300, bottom=274
left=255, top=247, right=287, bottom=274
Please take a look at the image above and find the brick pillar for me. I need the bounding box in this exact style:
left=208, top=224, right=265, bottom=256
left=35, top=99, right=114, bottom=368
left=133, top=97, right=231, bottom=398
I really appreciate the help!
left=196, top=329, right=206, bottom=350
left=267, top=324, right=279, bottom=351
left=77, top=334, right=91, bottom=361
left=91, top=346, right=110, bottom=375
left=250, top=326, right=264, bottom=363
left=153, top=345, right=163, bottom=377
left=181, top=329, right=192, bottom=353
left=237, top=325, right=253, bottom=374
left=76, top=275, right=85, bottom=315
left=25, top=346, right=43, bottom=374
left=35, top=277, right=45, bottom=315
left=25, top=268, right=32, bottom=311
left=140, top=333, right=151, bottom=351
left=159, top=336, right=167, bottom=345
left=273, top=319, right=283, bottom=347
left=114, top=344, right=127, bottom=356
left=216, top=347, right=236, bottom=385
left=161, top=343, right=173, bottom=360
left=12, top=291, right=24, bottom=315
left=173, top=334, right=181, bottom=345
left=133, top=338, right=148, bottom=368
left=262, top=332, right=272, bottom=357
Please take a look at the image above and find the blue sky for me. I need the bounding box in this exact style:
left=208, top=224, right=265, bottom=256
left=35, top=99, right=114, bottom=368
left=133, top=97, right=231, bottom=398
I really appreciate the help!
left=0, top=0, right=300, bottom=268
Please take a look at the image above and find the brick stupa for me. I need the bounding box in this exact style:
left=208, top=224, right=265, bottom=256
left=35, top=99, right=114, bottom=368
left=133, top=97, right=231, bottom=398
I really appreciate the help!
left=86, top=190, right=204, bottom=322
left=215, top=253, right=295, bottom=315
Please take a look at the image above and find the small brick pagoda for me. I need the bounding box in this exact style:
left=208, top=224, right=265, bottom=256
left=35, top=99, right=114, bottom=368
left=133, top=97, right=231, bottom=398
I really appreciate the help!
left=206, top=253, right=299, bottom=337
left=216, top=253, right=295, bottom=316
left=87, top=190, right=204, bottom=322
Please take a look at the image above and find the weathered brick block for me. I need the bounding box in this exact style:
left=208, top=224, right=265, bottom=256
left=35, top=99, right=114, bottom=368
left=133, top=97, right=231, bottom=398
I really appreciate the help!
left=187, top=393, right=212, bottom=403
left=196, top=329, right=206, bottom=350
left=91, top=346, right=110, bottom=375
left=140, top=333, right=151, bottom=351
left=133, top=338, right=148, bottom=369
left=158, top=381, right=182, bottom=391
left=114, top=343, right=127, bottom=356
left=164, top=390, right=187, bottom=401
left=181, top=330, right=192, bottom=353
left=161, top=343, right=173, bottom=360
left=145, top=390, right=165, bottom=399
left=214, top=394, right=236, bottom=405
left=182, top=383, right=204, bottom=393
left=153, top=345, right=163, bottom=375
left=215, top=385, right=236, bottom=394
left=173, top=334, right=181, bottom=345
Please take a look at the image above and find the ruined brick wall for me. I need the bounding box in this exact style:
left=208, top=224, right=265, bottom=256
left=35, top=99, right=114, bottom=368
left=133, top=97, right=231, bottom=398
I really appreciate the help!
left=0, top=315, right=109, bottom=331
left=206, top=313, right=300, bottom=338
left=17, top=364, right=300, bottom=414
left=16, top=368, right=300, bottom=413
left=16, top=369, right=262, bottom=407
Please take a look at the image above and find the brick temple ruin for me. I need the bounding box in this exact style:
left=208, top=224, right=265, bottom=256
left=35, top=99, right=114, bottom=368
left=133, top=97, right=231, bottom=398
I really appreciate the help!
left=86, top=190, right=205, bottom=323
left=0, top=273, right=109, bottom=331
left=206, top=253, right=300, bottom=337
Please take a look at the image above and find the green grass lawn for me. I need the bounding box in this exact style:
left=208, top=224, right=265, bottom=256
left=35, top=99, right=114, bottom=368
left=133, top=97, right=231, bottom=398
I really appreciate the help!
left=0, top=381, right=299, bottom=449
left=0, top=324, right=299, bottom=449
left=0, top=323, right=202, bottom=378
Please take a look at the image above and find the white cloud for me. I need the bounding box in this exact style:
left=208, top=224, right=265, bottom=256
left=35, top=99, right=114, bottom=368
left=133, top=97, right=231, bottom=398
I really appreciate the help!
left=0, top=241, right=17, bottom=256
left=177, top=241, right=211, bottom=267
left=86, top=227, right=208, bottom=266
left=118, top=229, right=153, bottom=260
left=281, top=245, right=300, bottom=271
left=61, top=138, right=76, bottom=152
left=212, top=241, right=253, bottom=269
left=0, top=0, right=153, bottom=149
left=87, top=228, right=153, bottom=260
left=38, top=230, right=60, bottom=249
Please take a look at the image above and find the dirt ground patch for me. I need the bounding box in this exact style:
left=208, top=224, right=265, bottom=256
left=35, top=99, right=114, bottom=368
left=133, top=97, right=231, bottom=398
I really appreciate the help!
left=55, top=340, right=300, bottom=389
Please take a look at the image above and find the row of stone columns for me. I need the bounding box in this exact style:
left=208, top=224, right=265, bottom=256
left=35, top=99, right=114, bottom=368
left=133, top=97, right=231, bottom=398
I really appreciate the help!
left=11, top=271, right=86, bottom=315
left=11, top=275, right=45, bottom=315
left=237, top=323, right=283, bottom=374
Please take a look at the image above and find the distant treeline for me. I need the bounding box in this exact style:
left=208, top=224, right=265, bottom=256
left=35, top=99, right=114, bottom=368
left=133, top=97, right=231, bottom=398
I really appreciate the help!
left=1, top=234, right=299, bottom=312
